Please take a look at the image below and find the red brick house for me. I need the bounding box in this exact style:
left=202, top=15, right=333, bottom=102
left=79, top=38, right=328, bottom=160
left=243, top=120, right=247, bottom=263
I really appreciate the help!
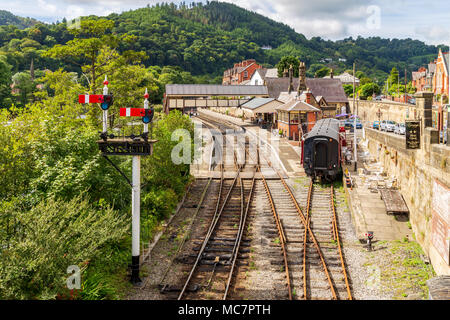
left=433, top=49, right=449, bottom=101
left=412, top=67, right=427, bottom=92
left=222, top=59, right=262, bottom=85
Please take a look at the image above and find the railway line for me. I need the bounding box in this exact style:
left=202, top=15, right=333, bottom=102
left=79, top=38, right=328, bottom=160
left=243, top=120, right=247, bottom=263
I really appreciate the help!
left=151, top=113, right=353, bottom=300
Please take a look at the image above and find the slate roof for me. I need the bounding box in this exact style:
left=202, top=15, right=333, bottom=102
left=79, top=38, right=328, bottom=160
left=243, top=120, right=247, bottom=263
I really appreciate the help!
left=165, top=84, right=268, bottom=96
left=241, top=98, right=276, bottom=110
left=443, top=52, right=449, bottom=74
left=412, top=71, right=426, bottom=81
left=275, top=99, right=320, bottom=112
left=266, top=78, right=348, bottom=103
left=265, top=68, right=278, bottom=78
left=324, top=72, right=359, bottom=84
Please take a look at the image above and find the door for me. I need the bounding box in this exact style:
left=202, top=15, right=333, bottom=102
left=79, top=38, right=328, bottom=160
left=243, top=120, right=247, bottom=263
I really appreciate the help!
left=314, top=139, right=328, bottom=169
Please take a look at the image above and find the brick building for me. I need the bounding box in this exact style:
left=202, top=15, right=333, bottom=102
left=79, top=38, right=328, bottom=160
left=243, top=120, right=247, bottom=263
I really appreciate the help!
left=222, top=59, right=262, bottom=85
left=433, top=49, right=449, bottom=101
left=411, top=67, right=427, bottom=92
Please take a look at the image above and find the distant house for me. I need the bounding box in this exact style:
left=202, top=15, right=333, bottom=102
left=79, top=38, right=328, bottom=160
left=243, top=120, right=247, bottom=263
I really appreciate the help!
left=338, top=58, right=347, bottom=62
left=433, top=49, right=449, bottom=99
left=265, top=76, right=348, bottom=116
left=247, top=67, right=279, bottom=85
left=248, top=68, right=267, bottom=85
left=324, top=72, right=359, bottom=86
left=412, top=67, right=428, bottom=92
left=261, top=45, right=272, bottom=50
left=222, top=59, right=262, bottom=85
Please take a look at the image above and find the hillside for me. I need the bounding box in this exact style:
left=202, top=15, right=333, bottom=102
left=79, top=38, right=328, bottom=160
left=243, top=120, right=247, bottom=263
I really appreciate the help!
left=0, top=10, right=39, bottom=29
left=0, top=2, right=447, bottom=82
left=103, top=2, right=443, bottom=79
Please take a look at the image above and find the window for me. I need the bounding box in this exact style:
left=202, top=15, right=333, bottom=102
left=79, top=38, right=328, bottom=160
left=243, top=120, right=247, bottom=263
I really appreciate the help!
left=244, top=71, right=248, bottom=78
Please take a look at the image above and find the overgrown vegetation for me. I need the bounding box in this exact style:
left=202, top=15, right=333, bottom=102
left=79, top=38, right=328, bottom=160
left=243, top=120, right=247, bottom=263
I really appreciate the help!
left=0, top=19, right=194, bottom=299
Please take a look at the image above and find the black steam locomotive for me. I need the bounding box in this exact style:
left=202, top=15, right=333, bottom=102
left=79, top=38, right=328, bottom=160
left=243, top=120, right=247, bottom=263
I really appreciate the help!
left=301, top=118, right=343, bottom=182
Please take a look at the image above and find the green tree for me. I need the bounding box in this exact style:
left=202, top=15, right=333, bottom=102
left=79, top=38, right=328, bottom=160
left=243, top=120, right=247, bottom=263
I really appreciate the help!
left=359, top=82, right=380, bottom=99
left=0, top=57, right=12, bottom=108
left=276, top=56, right=299, bottom=77
left=11, top=71, right=34, bottom=106
left=44, top=19, right=119, bottom=92
left=315, top=66, right=331, bottom=78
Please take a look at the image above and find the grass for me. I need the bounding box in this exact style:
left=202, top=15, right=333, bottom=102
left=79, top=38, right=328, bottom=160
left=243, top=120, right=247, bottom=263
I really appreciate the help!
left=374, top=240, right=436, bottom=299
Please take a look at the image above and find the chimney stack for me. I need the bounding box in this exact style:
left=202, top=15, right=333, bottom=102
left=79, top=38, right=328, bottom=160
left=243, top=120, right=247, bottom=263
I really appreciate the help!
left=304, top=88, right=312, bottom=104
left=288, top=64, right=294, bottom=94
left=297, top=61, right=307, bottom=92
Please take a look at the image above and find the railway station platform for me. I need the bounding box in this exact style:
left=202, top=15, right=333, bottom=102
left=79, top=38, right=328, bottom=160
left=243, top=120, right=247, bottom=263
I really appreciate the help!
left=197, top=109, right=305, bottom=177
left=343, top=137, right=413, bottom=241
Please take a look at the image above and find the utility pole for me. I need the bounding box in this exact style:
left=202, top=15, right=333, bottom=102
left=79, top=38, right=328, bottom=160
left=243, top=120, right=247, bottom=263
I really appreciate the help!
left=404, top=68, right=407, bottom=103
left=353, top=63, right=357, bottom=170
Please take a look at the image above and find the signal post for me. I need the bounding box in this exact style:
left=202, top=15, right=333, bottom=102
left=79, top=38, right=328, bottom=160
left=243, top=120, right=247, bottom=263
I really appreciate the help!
left=79, top=81, right=156, bottom=285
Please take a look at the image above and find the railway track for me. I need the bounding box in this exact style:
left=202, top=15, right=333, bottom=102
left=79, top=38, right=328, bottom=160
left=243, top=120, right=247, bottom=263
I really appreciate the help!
left=155, top=112, right=352, bottom=300
left=159, top=115, right=257, bottom=300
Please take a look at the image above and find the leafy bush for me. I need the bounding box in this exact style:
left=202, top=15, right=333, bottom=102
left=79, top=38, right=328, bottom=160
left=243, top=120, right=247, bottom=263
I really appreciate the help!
left=0, top=196, right=127, bottom=299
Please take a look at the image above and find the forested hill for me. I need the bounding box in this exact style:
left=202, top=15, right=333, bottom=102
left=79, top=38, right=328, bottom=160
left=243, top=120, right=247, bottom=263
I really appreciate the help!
left=0, top=10, right=38, bottom=29
left=0, top=2, right=447, bottom=81
left=88, top=1, right=448, bottom=79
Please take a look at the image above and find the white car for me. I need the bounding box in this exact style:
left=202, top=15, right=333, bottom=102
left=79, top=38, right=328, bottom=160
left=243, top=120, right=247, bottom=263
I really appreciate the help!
left=381, top=120, right=396, bottom=132
left=394, top=123, right=405, bottom=135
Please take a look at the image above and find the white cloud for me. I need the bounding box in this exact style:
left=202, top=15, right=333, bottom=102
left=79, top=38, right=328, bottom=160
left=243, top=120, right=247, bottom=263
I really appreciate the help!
left=37, top=0, right=57, bottom=13
left=0, top=0, right=449, bottom=45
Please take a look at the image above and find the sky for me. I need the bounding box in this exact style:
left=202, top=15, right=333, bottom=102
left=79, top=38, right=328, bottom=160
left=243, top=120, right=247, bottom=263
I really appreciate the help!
left=1, top=0, right=449, bottom=45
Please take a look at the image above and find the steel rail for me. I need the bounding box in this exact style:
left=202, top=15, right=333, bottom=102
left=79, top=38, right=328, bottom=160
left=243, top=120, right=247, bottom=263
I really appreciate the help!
left=178, top=160, right=242, bottom=300
left=223, top=168, right=256, bottom=300
left=276, top=172, right=337, bottom=299
left=330, top=185, right=353, bottom=300
left=259, top=165, right=293, bottom=300
left=156, top=177, right=212, bottom=290
left=302, top=180, right=313, bottom=299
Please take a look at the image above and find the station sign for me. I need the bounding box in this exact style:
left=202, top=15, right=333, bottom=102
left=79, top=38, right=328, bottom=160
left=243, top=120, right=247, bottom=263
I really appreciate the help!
left=405, top=120, right=420, bottom=149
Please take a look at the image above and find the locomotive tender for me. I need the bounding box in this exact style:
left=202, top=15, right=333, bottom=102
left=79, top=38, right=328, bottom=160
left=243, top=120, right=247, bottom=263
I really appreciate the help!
left=302, top=118, right=343, bottom=182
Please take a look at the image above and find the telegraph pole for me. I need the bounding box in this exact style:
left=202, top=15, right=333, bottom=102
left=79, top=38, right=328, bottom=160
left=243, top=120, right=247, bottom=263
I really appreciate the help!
left=404, top=68, right=407, bottom=103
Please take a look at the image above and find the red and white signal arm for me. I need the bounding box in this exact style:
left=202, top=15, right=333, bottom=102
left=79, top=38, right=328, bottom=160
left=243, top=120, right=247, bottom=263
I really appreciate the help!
left=79, top=94, right=105, bottom=104
left=120, top=108, right=148, bottom=117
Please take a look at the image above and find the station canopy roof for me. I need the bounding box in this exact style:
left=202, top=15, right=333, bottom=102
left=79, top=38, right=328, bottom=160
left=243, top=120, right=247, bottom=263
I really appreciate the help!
left=241, top=98, right=276, bottom=110
left=165, top=84, right=268, bottom=96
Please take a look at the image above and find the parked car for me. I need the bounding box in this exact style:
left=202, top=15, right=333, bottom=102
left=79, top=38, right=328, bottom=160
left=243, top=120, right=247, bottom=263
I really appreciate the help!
left=408, top=98, right=416, bottom=105
left=380, top=120, right=396, bottom=132
left=372, top=121, right=380, bottom=129
left=440, top=126, right=448, bottom=144
left=394, top=123, right=405, bottom=135
left=374, top=96, right=383, bottom=101
left=344, top=118, right=362, bottom=129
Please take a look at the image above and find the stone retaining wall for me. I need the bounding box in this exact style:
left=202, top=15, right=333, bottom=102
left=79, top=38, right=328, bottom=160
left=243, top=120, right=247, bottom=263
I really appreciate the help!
left=364, top=128, right=449, bottom=275
left=349, top=100, right=418, bottom=124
